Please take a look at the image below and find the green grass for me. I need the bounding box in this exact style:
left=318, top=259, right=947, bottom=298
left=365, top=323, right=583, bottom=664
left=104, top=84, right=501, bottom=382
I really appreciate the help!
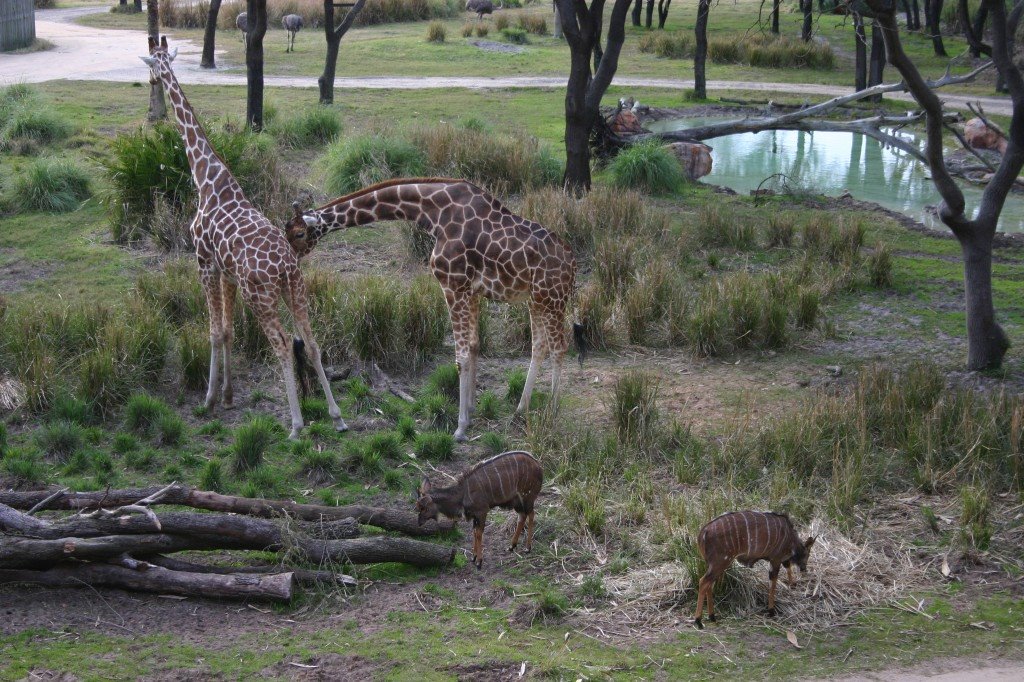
left=4, top=157, right=91, bottom=213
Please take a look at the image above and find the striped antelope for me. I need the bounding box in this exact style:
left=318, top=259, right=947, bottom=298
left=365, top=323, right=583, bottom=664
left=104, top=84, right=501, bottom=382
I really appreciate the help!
left=693, top=511, right=815, bottom=628
left=282, top=14, right=303, bottom=52
left=415, top=451, right=543, bottom=569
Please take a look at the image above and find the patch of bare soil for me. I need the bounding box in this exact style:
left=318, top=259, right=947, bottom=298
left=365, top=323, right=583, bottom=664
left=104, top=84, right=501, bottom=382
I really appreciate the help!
left=0, top=248, right=55, bottom=294
left=827, top=660, right=1024, bottom=682
left=260, top=654, right=385, bottom=681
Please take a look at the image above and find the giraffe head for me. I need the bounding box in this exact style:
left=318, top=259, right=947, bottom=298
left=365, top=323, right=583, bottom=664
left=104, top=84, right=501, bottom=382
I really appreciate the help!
left=139, top=35, right=178, bottom=78
left=284, top=202, right=322, bottom=257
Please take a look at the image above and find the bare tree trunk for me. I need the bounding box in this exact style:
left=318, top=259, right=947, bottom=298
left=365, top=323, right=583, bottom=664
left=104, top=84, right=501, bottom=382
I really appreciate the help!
left=864, top=0, right=1021, bottom=369
left=645, top=0, right=654, bottom=28
left=926, top=0, right=947, bottom=56
left=801, top=0, right=813, bottom=41
left=771, top=0, right=780, bottom=34
left=632, top=0, right=642, bottom=26
left=868, top=20, right=885, bottom=101
left=556, top=0, right=633, bottom=193
left=910, top=0, right=920, bottom=29
left=147, top=0, right=167, bottom=122
left=657, top=0, right=671, bottom=28
left=200, top=0, right=224, bottom=69
left=854, top=14, right=867, bottom=92
left=554, top=1, right=564, bottom=38
left=245, top=0, right=268, bottom=131
left=694, top=0, right=710, bottom=100
left=134, top=0, right=142, bottom=11
left=318, top=0, right=368, bottom=105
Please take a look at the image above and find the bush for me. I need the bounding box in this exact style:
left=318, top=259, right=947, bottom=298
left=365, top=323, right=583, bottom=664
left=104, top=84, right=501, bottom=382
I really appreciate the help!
left=36, top=420, right=85, bottom=461
left=608, top=141, right=683, bottom=194
left=414, top=430, right=455, bottom=460
left=500, top=27, right=528, bottom=44
left=125, top=394, right=170, bottom=433
left=104, top=123, right=291, bottom=243
left=426, top=20, right=446, bottom=42
left=518, top=15, right=546, bottom=35
left=232, top=415, right=279, bottom=472
left=320, top=134, right=426, bottom=195
left=494, top=14, right=510, bottom=30
left=0, top=107, right=72, bottom=152
left=271, top=107, right=343, bottom=148
left=5, top=157, right=91, bottom=213
left=424, top=364, right=460, bottom=402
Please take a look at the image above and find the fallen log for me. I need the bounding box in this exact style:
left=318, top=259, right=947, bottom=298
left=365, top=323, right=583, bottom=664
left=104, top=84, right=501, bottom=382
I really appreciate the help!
left=0, top=531, right=455, bottom=569
left=0, top=486, right=447, bottom=537
left=146, top=555, right=357, bottom=588
left=0, top=505, right=360, bottom=544
left=0, top=564, right=294, bottom=602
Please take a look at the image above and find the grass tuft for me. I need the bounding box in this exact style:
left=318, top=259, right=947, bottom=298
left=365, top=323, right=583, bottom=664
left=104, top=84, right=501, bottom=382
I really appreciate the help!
left=5, top=157, right=91, bottom=213
left=608, top=141, right=683, bottom=194
left=232, top=415, right=280, bottom=473
left=414, top=430, right=455, bottom=460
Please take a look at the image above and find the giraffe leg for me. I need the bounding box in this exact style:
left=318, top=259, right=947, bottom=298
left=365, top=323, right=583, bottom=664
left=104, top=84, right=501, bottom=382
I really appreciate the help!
left=544, top=307, right=568, bottom=412
left=515, top=305, right=547, bottom=416
left=200, top=267, right=223, bottom=412
left=252, top=298, right=304, bottom=439
left=448, top=292, right=478, bottom=442
left=220, top=275, right=236, bottom=408
left=292, top=303, right=347, bottom=433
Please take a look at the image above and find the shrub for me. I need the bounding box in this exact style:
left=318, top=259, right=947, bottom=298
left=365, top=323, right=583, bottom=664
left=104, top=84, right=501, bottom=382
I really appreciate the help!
left=494, top=14, right=510, bottom=30
left=426, top=20, right=446, bottom=42
left=200, top=458, right=225, bottom=492
left=125, top=394, right=170, bottom=434
left=232, top=415, right=279, bottom=472
left=708, top=37, right=743, bottom=64
left=475, top=23, right=489, bottom=37
left=156, top=412, right=185, bottom=447
left=271, top=107, right=343, bottom=148
left=461, top=22, right=474, bottom=37
left=321, top=134, right=426, bottom=195
left=178, top=324, right=210, bottom=391
left=518, top=15, right=546, bottom=35
left=612, top=371, right=659, bottom=448
left=5, top=157, right=91, bottom=213
left=414, top=431, right=456, bottom=460
left=609, top=141, right=683, bottom=194
left=500, top=27, right=528, bottom=44
left=36, top=420, right=85, bottom=461
left=112, top=433, right=138, bottom=455
left=0, top=107, right=72, bottom=151
left=424, top=364, right=460, bottom=402
left=418, top=393, right=458, bottom=431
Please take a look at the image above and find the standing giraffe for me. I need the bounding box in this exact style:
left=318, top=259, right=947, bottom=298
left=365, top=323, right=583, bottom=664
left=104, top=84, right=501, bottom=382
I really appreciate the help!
left=285, top=178, right=584, bottom=442
left=140, top=36, right=347, bottom=439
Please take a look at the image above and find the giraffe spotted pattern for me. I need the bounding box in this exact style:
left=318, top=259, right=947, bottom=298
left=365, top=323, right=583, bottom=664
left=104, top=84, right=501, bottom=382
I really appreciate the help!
left=142, top=36, right=345, bottom=439
left=286, top=178, right=579, bottom=441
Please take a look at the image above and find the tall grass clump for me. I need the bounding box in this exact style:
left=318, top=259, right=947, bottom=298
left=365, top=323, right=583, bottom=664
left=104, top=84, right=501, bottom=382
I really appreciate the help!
left=232, top=415, right=280, bottom=472
left=501, top=27, right=528, bottom=44
left=414, top=430, right=455, bottom=460
left=271, top=107, right=343, bottom=148
left=426, top=20, right=446, bottom=41
left=612, top=371, right=659, bottom=449
left=178, top=324, right=210, bottom=390
left=5, top=158, right=91, bottom=213
left=0, top=104, right=73, bottom=153
left=320, top=134, right=426, bottom=195
left=494, top=14, right=511, bottom=31
left=36, top=420, right=86, bottom=461
left=608, top=141, right=683, bottom=194
left=694, top=204, right=755, bottom=250
left=638, top=31, right=693, bottom=58
left=424, top=364, right=460, bottom=402
left=869, top=242, right=893, bottom=287
left=518, top=15, right=547, bottom=35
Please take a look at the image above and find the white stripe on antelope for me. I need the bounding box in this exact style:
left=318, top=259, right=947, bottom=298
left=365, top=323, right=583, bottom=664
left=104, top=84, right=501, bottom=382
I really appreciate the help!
left=693, top=511, right=816, bottom=628
left=415, top=451, right=543, bottom=570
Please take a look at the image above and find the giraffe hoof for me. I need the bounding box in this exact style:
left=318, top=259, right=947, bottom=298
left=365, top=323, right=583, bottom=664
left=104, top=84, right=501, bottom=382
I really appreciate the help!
left=454, top=431, right=468, bottom=443
left=334, top=419, right=349, bottom=433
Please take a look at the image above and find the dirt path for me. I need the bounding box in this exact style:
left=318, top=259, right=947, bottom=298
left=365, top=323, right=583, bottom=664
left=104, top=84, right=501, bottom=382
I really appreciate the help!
left=0, top=7, right=1012, bottom=116
left=828, top=663, right=1024, bottom=681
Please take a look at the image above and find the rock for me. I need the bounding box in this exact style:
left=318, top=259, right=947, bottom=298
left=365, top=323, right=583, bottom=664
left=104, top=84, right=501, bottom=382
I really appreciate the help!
left=963, top=118, right=1008, bottom=155
left=665, top=142, right=713, bottom=180
left=609, top=108, right=644, bottom=135
left=825, top=365, right=842, bottom=377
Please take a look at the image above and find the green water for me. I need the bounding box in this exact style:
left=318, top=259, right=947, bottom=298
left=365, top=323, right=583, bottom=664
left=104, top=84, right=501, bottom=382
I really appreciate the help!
left=650, top=117, right=1024, bottom=233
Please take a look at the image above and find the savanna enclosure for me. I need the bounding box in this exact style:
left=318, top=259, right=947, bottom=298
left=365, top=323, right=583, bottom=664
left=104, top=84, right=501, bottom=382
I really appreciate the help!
left=1, top=0, right=1023, bottom=679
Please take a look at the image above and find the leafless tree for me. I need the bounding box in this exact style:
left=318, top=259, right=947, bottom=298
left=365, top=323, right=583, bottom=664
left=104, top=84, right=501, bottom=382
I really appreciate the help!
left=200, top=0, right=224, bottom=69
left=245, top=0, right=268, bottom=131
left=318, top=0, right=368, bottom=104
left=147, top=0, right=166, bottom=122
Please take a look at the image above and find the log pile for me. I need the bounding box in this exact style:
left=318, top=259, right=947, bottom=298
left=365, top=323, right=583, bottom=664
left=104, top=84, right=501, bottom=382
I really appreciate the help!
left=0, top=483, right=456, bottom=603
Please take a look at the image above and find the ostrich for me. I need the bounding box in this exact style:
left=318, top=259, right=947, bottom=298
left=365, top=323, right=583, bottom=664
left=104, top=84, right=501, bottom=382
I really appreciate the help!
left=236, top=11, right=248, bottom=49
left=282, top=14, right=303, bottom=53
left=466, top=0, right=501, bottom=20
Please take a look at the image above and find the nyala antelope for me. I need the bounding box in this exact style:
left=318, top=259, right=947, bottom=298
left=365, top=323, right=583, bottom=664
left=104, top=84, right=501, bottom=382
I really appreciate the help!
left=694, top=511, right=816, bottom=628
left=415, top=451, right=543, bottom=569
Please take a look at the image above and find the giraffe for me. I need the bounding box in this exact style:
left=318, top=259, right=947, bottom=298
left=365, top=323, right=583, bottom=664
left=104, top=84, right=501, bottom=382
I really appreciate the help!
left=284, top=178, right=584, bottom=442
left=140, top=36, right=346, bottom=440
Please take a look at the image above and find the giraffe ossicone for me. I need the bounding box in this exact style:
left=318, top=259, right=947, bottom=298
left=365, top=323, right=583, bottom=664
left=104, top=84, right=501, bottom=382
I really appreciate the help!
left=285, top=177, right=585, bottom=442
left=142, top=36, right=347, bottom=440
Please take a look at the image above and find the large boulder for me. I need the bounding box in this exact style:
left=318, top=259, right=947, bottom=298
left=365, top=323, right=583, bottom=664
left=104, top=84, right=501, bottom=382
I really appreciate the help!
left=964, top=118, right=1008, bottom=154
left=665, top=142, right=713, bottom=180
left=609, top=108, right=644, bottom=136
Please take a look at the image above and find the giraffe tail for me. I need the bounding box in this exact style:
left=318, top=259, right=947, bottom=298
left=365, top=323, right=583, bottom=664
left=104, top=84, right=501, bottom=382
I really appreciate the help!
left=573, top=322, right=587, bottom=369
left=292, top=336, right=310, bottom=399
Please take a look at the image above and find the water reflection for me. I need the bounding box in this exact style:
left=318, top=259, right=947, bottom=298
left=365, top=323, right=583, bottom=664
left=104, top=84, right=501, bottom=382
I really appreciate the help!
left=649, top=117, right=1024, bottom=233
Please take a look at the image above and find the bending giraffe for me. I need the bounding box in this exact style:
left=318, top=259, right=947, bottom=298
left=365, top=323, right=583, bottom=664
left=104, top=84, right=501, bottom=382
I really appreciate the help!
left=141, top=37, right=346, bottom=439
left=285, top=178, right=584, bottom=442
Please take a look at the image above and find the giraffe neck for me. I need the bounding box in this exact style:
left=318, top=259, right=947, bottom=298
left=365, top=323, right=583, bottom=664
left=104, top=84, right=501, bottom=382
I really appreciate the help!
left=308, top=182, right=467, bottom=244
left=155, top=63, right=238, bottom=200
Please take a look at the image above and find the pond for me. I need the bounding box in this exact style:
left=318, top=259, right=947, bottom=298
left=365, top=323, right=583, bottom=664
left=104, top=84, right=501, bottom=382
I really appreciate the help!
left=647, top=117, right=1024, bottom=233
